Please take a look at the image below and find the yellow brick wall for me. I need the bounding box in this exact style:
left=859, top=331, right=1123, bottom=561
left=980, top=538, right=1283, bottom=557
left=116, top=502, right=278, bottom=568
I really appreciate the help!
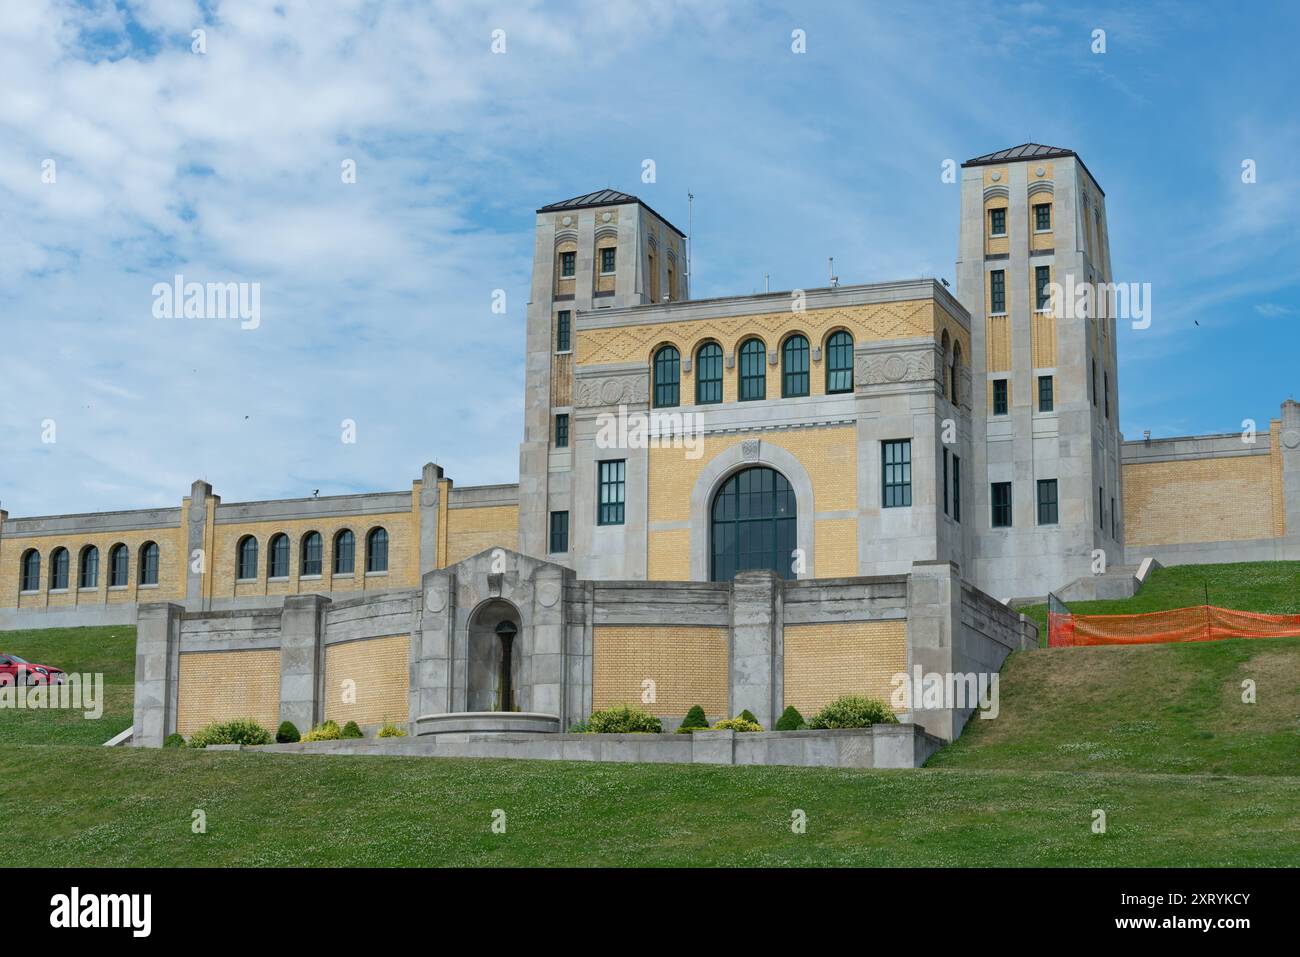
left=984, top=196, right=1009, bottom=256
left=0, top=524, right=186, bottom=611
left=1270, top=420, right=1286, bottom=536
left=323, top=634, right=410, bottom=727
left=783, top=620, right=907, bottom=716
left=177, top=649, right=281, bottom=736
left=593, top=625, right=728, bottom=717
left=210, top=508, right=417, bottom=601
left=444, top=505, right=520, bottom=566
left=646, top=427, right=857, bottom=580
left=986, top=314, right=1011, bottom=371
left=1031, top=312, right=1057, bottom=368
left=1123, top=454, right=1282, bottom=547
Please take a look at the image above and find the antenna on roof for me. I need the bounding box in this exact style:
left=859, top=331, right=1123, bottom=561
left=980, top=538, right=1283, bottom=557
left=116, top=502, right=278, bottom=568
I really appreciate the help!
left=764, top=272, right=770, bottom=294
left=829, top=257, right=839, bottom=288
left=686, top=191, right=694, bottom=292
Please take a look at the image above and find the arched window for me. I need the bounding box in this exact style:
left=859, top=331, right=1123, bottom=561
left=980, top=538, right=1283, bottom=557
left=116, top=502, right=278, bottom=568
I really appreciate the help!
left=739, top=338, right=766, bottom=401
left=237, top=536, right=259, bottom=581
left=334, top=530, right=355, bottom=575
left=79, top=546, right=99, bottom=589
left=695, top=342, right=723, bottom=404
left=49, top=548, right=69, bottom=590
left=826, top=331, right=854, bottom=393
left=301, top=532, right=323, bottom=576
left=940, top=331, right=951, bottom=400
left=268, top=534, right=290, bottom=579
left=782, top=334, right=810, bottom=397
left=20, top=550, right=40, bottom=593
left=710, top=466, right=797, bottom=582
left=653, top=345, right=680, bottom=408
left=139, top=542, right=160, bottom=586
left=366, top=527, right=389, bottom=573
left=108, top=543, right=129, bottom=587
left=950, top=343, right=962, bottom=405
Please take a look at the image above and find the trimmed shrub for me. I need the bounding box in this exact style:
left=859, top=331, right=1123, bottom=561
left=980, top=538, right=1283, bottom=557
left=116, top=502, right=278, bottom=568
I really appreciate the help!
left=163, top=733, right=186, bottom=748
left=679, top=705, right=708, bottom=731
left=739, top=709, right=759, bottom=726
left=301, top=719, right=341, bottom=743
left=566, top=721, right=590, bottom=734
left=712, top=717, right=762, bottom=732
left=276, top=721, right=300, bottom=744
left=587, top=704, right=662, bottom=734
left=808, top=695, right=898, bottom=730
left=377, top=723, right=407, bottom=738
left=186, top=718, right=272, bottom=749
left=775, top=705, right=805, bottom=731
left=341, top=720, right=364, bottom=739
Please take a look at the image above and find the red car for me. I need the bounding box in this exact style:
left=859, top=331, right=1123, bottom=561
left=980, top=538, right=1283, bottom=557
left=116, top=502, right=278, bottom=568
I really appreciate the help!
left=0, top=653, right=66, bottom=686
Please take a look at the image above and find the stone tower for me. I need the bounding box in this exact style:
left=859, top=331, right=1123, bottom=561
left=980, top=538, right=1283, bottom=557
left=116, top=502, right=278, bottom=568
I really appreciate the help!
left=517, top=190, right=688, bottom=563
left=955, top=145, right=1122, bottom=599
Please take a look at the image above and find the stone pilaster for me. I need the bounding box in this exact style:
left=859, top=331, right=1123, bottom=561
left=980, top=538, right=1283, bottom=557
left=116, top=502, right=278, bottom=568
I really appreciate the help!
left=413, top=568, right=456, bottom=721
left=905, top=560, right=963, bottom=741
left=418, top=462, right=444, bottom=577
left=184, top=479, right=215, bottom=607
left=279, top=594, right=330, bottom=733
left=728, top=570, right=782, bottom=729
left=1280, top=400, right=1300, bottom=537
left=133, top=602, right=182, bottom=747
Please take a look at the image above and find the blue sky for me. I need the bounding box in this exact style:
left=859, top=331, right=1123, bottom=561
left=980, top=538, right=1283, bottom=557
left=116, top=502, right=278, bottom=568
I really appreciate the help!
left=1, top=0, right=1298, bottom=516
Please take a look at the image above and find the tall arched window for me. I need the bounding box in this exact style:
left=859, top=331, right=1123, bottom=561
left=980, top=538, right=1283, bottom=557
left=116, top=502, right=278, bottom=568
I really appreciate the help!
left=653, top=345, right=680, bottom=408
left=782, top=334, right=810, bottom=397
left=950, top=342, right=962, bottom=405
left=20, top=550, right=40, bottom=593
left=334, top=530, right=355, bottom=575
left=79, top=546, right=99, bottom=589
left=826, top=331, right=854, bottom=393
left=695, top=342, right=723, bottom=404
left=139, top=542, right=160, bottom=586
left=739, top=338, right=766, bottom=401
left=710, top=466, right=797, bottom=582
left=301, top=532, right=323, bottom=576
left=366, top=527, right=389, bottom=573
left=268, top=534, right=290, bottom=579
left=237, top=536, right=259, bottom=580
left=940, top=331, right=951, bottom=400
left=108, top=543, right=129, bottom=587
left=49, top=548, right=69, bottom=590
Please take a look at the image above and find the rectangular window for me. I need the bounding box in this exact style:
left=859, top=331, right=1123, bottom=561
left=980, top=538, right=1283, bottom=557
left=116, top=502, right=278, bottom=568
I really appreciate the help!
left=1034, top=203, right=1051, bottom=231
left=990, top=269, right=1006, bottom=314
left=549, top=511, right=569, bottom=553
left=556, top=311, right=571, bottom=351
left=989, top=207, right=1006, bottom=237
left=991, top=482, right=1013, bottom=528
left=598, top=460, right=625, bottom=526
left=560, top=251, right=576, bottom=278
left=666, top=267, right=674, bottom=301
left=1091, top=359, right=1097, bottom=406
left=600, top=247, right=616, bottom=274
left=882, top=440, right=912, bottom=508
left=1104, top=371, right=1110, bottom=419
left=1035, top=265, right=1051, bottom=311
left=1111, top=497, right=1117, bottom=539
left=1099, top=487, right=1105, bottom=530
left=1038, top=374, right=1054, bottom=412
left=555, top=413, right=569, bottom=448
left=942, top=449, right=949, bottom=516
left=1037, top=479, right=1059, bottom=525
left=952, top=455, right=961, bottom=523
left=993, top=378, right=1008, bottom=415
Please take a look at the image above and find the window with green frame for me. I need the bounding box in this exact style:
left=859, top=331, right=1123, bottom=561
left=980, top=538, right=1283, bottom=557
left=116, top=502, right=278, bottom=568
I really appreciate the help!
left=993, top=378, right=1008, bottom=415
left=555, top=413, right=569, bottom=448
left=989, top=207, right=1007, bottom=236
left=555, top=311, right=571, bottom=351
left=882, top=440, right=912, bottom=508
left=990, top=269, right=1006, bottom=313
left=600, top=247, right=616, bottom=274
left=739, top=338, right=766, bottom=401
left=559, top=251, right=575, bottom=278
left=1034, top=203, right=1051, bottom=231
left=1037, top=479, right=1058, bottom=525
left=695, top=342, right=723, bottom=404
left=781, top=334, right=809, bottom=397
left=1038, top=374, right=1054, bottom=412
left=1035, top=265, right=1051, bottom=310
left=991, top=482, right=1012, bottom=528
left=653, top=345, right=680, bottom=407
left=598, top=460, right=625, bottom=526
left=825, top=330, right=854, bottom=393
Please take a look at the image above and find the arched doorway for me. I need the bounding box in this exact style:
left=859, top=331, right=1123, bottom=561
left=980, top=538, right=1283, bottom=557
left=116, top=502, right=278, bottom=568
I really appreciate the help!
left=710, top=466, right=797, bottom=581
left=467, top=599, right=523, bottom=712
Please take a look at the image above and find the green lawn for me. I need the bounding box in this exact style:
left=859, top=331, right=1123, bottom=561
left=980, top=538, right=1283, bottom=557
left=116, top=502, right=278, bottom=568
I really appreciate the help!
left=0, top=625, right=134, bottom=746
left=2, top=575, right=1298, bottom=867
left=1020, top=560, right=1300, bottom=637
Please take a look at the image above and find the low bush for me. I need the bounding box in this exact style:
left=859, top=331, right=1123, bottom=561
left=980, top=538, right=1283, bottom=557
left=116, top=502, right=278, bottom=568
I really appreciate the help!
left=712, top=717, right=762, bottom=732
left=186, top=718, right=272, bottom=749
left=775, top=705, right=805, bottom=731
left=739, top=709, right=760, bottom=727
left=566, top=721, right=589, bottom=734
left=678, top=704, right=708, bottom=731
left=587, top=704, right=662, bottom=734
left=301, top=720, right=341, bottom=742
left=377, top=723, right=407, bottom=738
left=808, top=695, right=898, bottom=730
left=276, top=721, right=300, bottom=744
left=341, top=720, right=364, bottom=739
left=163, top=733, right=186, bottom=748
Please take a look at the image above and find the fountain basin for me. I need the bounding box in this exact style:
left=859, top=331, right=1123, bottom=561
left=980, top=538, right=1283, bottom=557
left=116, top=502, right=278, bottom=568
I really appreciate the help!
left=414, top=711, right=561, bottom=736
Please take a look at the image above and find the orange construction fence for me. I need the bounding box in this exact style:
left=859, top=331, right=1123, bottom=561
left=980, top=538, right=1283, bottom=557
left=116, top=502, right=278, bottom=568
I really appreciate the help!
left=1048, top=604, right=1300, bottom=648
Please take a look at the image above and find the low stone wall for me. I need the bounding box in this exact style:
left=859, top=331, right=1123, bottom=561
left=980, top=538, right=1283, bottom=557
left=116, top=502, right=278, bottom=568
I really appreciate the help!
left=226, top=723, right=944, bottom=769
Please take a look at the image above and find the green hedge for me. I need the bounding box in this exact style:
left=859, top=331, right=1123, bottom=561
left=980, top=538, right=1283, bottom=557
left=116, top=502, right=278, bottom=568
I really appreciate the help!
left=587, top=704, right=662, bottom=734
left=186, top=718, right=272, bottom=749
left=808, top=696, right=898, bottom=730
